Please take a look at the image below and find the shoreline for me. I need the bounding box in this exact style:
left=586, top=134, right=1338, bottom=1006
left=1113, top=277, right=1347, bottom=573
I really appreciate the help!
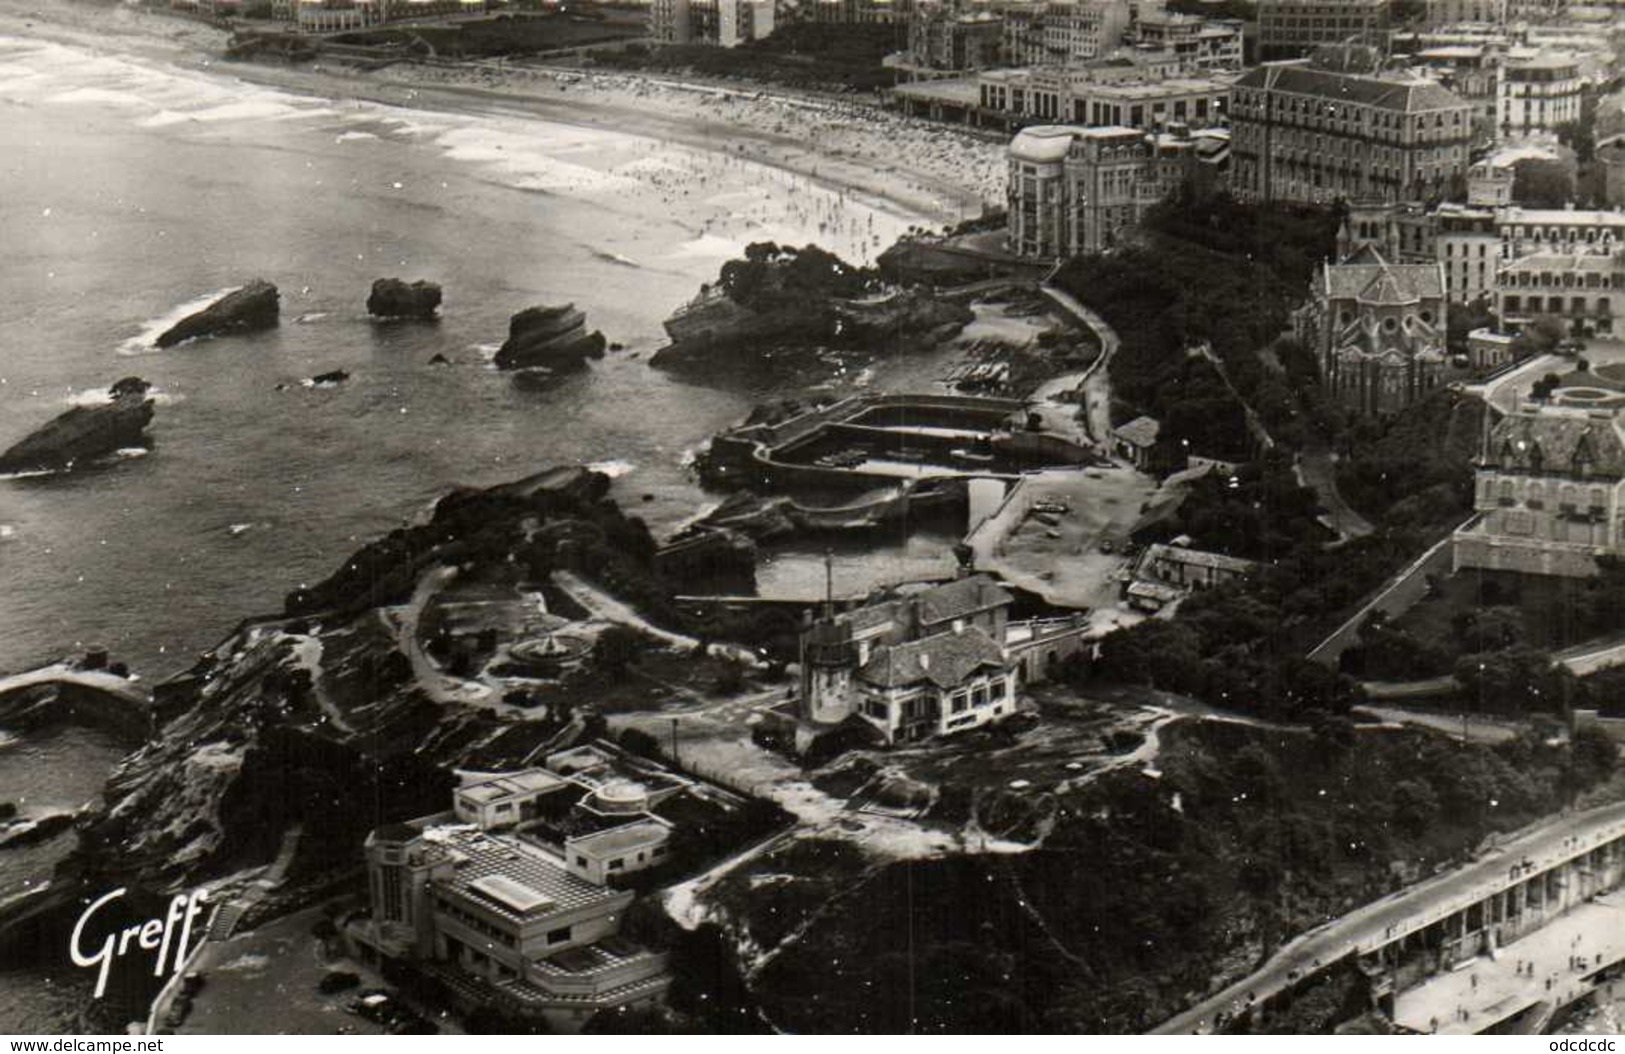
left=0, top=0, right=1000, bottom=230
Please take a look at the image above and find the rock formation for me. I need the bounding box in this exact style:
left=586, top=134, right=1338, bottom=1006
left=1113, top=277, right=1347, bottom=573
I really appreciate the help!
left=833, top=288, right=973, bottom=347
left=155, top=281, right=279, bottom=348
left=493, top=303, right=608, bottom=372
left=0, top=812, right=74, bottom=850
left=367, top=278, right=442, bottom=320
left=0, top=379, right=156, bottom=475
left=650, top=243, right=971, bottom=369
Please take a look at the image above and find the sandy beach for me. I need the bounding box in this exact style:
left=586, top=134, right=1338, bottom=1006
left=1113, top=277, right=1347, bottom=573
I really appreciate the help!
left=0, top=0, right=1005, bottom=227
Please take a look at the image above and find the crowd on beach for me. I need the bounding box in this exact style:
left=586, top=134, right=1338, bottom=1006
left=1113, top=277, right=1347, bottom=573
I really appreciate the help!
left=395, top=61, right=1009, bottom=216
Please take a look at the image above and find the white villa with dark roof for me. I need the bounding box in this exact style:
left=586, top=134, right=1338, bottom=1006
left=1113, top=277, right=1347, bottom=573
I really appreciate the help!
left=1454, top=403, right=1625, bottom=578
left=791, top=574, right=1088, bottom=747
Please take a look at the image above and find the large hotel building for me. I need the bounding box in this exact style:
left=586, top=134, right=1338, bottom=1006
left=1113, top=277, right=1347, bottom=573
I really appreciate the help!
left=1257, top=0, right=1389, bottom=59
left=1229, top=62, right=1475, bottom=206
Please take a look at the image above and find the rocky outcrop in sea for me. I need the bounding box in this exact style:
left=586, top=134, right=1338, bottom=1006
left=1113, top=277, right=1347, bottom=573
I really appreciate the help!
left=367, top=278, right=442, bottom=320
left=650, top=243, right=971, bottom=370
left=156, top=281, right=279, bottom=348
left=493, top=303, right=608, bottom=372
left=0, top=378, right=155, bottom=475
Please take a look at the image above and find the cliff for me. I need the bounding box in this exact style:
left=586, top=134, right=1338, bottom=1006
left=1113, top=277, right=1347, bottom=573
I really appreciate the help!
left=156, top=281, right=279, bottom=348
left=41, top=466, right=683, bottom=901
left=0, top=382, right=155, bottom=474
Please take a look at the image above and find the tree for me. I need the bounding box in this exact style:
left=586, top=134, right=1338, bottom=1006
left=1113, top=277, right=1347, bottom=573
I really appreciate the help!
left=1447, top=296, right=1496, bottom=355
left=1512, top=159, right=1575, bottom=208
left=1530, top=372, right=1562, bottom=401
left=1390, top=779, right=1439, bottom=838
left=593, top=626, right=645, bottom=680
left=1571, top=724, right=1620, bottom=787
left=1512, top=314, right=1569, bottom=362
left=1454, top=647, right=1567, bottom=715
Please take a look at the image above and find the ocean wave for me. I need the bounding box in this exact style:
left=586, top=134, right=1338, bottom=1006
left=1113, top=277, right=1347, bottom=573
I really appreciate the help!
left=62, top=386, right=180, bottom=408
left=586, top=459, right=635, bottom=479
left=118, top=285, right=241, bottom=355
left=0, top=524, right=16, bottom=541
left=295, top=312, right=331, bottom=324
left=0, top=467, right=57, bottom=482
left=591, top=249, right=642, bottom=269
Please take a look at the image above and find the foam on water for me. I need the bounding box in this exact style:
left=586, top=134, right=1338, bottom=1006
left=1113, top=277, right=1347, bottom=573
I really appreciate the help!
left=61, top=386, right=180, bottom=408
left=118, top=285, right=243, bottom=355
left=585, top=459, right=635, bottom=479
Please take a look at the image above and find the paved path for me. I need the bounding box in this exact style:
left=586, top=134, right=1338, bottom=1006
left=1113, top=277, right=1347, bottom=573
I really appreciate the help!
left=1307, top=524, right=1465, bottom=666
left=1152, top=800, right=1625, bottom=1034
left=551, top=570, right=761, bottom=666
left=1296, top=448, right=1375, bottom=543
left=1035, top=284, right=1119, bottom=447
left=1393, top=893, right=1625, bottom=1034
left=1461, top=354, right=1566, bottom=417
left=396, top=566, right=494, bottom=706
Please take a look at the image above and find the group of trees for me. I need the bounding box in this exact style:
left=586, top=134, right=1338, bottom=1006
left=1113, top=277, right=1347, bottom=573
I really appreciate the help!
left=588, top=23, right=902, bottom=94
left=1054, top=191, right=1340, bottom=461
left=717, top=242, right=875, bottom=312
left=1146, top=452, right=1330, bottom=561
left=1333, top=386, right=1484, bottom=530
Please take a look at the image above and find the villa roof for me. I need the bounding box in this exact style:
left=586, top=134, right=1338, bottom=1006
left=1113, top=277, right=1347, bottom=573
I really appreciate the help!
left=1501, top=251, right=1625, bottom=276
left=1485, top=407, right=1625, bottom=478
left=859, top=627, right=1008, bottom=690
left=1236, top=63, right=1471, bottom=112
left=423, top=825, right=620, bottom=923
left=915, top=574, right=1013, bottom=626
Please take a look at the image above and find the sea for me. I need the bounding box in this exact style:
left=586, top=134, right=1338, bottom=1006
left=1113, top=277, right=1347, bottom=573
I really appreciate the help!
left=0, top=28, right=960, bottom=1029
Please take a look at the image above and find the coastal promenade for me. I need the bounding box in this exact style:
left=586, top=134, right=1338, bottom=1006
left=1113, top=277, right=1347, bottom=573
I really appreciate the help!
left=1153, top=800, right=1625, bottom=1034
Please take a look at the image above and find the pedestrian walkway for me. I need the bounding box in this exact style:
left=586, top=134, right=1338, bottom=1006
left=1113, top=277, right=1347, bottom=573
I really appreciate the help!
left=1393, top=893, right=1625, bottom=1035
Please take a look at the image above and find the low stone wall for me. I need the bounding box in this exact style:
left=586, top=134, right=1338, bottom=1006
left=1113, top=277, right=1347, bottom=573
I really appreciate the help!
left=1452, top=531, right=1601, bottom=579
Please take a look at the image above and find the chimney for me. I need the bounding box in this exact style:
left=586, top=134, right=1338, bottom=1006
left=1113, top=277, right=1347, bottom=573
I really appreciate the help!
left=919, top=653, right=931, bottom=671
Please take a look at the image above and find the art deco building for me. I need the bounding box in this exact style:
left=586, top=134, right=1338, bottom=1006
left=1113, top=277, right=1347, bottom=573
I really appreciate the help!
left=1229, top=61, right=1474, bottom=206
left=977, top=62, right=1233, bottom=129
